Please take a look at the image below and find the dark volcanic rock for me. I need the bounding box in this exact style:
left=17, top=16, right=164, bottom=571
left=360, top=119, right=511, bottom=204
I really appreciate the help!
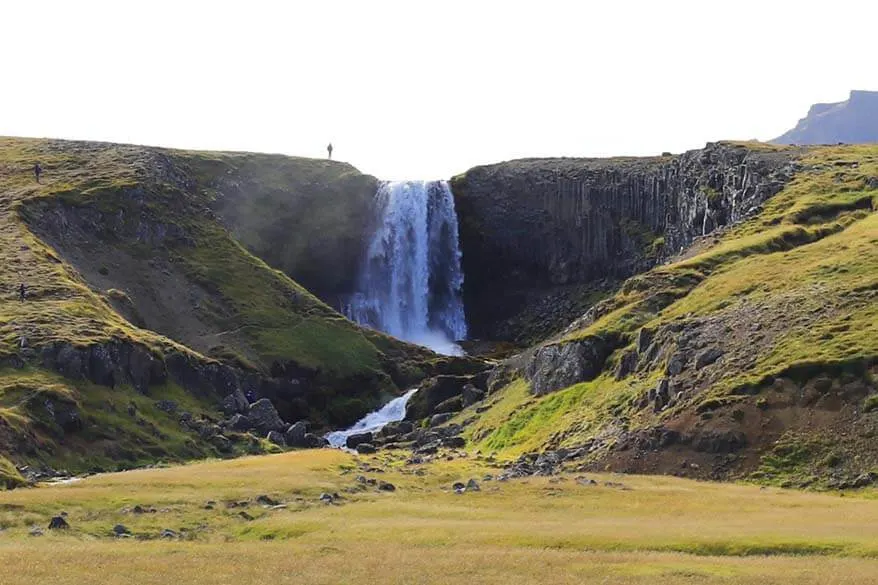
left=226, top=413, right=252, bottom=432
left=346, top=432, right=373, bottom=450
left=266, top=430, right=286, bottom=446
left=525, top=336, right=614, bottom=395
left=303, top=433, right=327, bottom=448
left=405, top=375, right=470, bottom=420
left=380, top=420, right=413, bottom=437
left=615, top=349, right=638, bottom=380
left=434, top=395, right=463, bottom=414
left=355, top=443, right=377, bottom=455
left=222, top=389, right=249, bottom=415
left=247, top=399, right=286, bottom=434
left=452, top=142, right=800, bottom=340
left=695, top=347, right=724, bottom=369
left=429, top=413, right=454, bottom=427
left=284, top=421, right=310, bottom=447
left=462, top=384, right=486, bottom=407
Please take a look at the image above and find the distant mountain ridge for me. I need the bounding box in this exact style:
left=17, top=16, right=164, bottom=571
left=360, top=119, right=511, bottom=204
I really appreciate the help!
left=772, top=90, right=878, bottom=145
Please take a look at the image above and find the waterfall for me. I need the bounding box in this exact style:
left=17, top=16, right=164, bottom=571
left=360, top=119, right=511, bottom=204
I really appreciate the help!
left=325, top=388, right=418, bottom=448
left=346, top=180, right=467, bottom=355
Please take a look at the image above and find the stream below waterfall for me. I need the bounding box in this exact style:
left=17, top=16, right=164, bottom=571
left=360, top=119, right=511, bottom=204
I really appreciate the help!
left=325, top=388, right=418, bottom=448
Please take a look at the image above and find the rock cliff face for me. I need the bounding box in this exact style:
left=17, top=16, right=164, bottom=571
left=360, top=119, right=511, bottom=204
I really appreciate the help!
left=183, top=153, right=379, bottom=304
left=0, top=137, right=493, bottom=479
left=451, top=142, right=803, bottom=342
left=773, top=90, right=878, bottom=145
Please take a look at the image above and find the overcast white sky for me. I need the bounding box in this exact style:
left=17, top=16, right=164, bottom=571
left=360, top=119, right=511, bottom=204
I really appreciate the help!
left=1, top=0, right=875, bottom=179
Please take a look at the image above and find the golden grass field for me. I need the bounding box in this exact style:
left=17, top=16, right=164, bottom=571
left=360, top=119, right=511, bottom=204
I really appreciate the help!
left=2, top=449, right=878, bottom=584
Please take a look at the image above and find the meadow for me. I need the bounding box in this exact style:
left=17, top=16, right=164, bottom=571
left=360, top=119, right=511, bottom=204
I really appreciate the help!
left=1, top=449, right=878, bottom=584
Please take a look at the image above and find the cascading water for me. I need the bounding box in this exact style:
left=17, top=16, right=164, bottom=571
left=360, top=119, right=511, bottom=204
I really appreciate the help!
left=325, top=388, right=418, bottom=448
left=346, top=180, right=467, bottom=355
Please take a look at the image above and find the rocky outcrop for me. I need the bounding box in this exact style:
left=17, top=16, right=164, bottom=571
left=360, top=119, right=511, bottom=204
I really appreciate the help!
left=524, top=335, right=617, bottom=396
left=195, top=154, right=380, bottom=302
left=404, top=373, right=489, bottom=422
left=451, top=142, right=802, bottom=341
left=773, top=90, right=878, bottom=145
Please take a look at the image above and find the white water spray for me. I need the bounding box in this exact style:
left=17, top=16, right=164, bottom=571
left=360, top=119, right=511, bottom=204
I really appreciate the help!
left=325, top=388, right=418, bottom=448
left=346, top=180, right=467, bottom=355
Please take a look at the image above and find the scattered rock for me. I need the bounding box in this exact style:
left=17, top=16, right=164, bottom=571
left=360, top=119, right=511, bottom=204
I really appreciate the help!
left=666, top=352, right=687, bottom=376
left=441, top=436, right=466, bottom=449
left=210, top=434, right=232, bottom=452
left=462, top=384, right=486, bottom=407
left=377, top=481, right=396, bottom=492
left=429, top=413, right=454, bottom=427
left=303, top=433, right=327, bottom=448
left=48, top=516, right=69, bottom=530
left=319, top=493, right=334, bottom=504
left=238, top=511, right=255, bottom=521
left=636, top=328, right=654, bottom=354
left=160, top=528, right=178, bottom=539
left=356, top=443, right=377, bottom=455
left=284, top=421, right=310, bottom=447
left=653, top=378, right=670, bottom=411
left=615, top=349, right=638, bottom=380
left=415, top=441, right=440, bottom=455
left=266, top=430, right=286, bottom=447
left=29, top=527, right=44, bottom=537
left=247, top=398, right=286, bottom=433
left=695, top=347, right=724, bottom=369
left=466, top=479, right=480, bottom=492
left=405, top=375, right=470, bottom=420
left=112, top=524, right=131, bottom=536
left=222, top=389, right=250, bottom=415
left=852, top=472, right=877, bottom=488
left=256, top=495, right=280, bottom=506
left=380, top=420, right=413, bottom=437
left=227, top=413, right=252, bottom=432
left=434, top=395, right=464, bottom=414
left=346, top=432, right=374, bottom=450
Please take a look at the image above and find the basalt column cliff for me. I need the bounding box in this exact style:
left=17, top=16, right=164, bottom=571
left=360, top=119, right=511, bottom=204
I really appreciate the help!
left=451, top=142, right=803, bottom=343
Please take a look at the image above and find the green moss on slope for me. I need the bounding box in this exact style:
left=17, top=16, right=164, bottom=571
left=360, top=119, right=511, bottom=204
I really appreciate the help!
left=0, top=136, right=436, bottom=477
left=471, top=145, right=878, bottom=462
left=0, top=456, right=26, bottom=489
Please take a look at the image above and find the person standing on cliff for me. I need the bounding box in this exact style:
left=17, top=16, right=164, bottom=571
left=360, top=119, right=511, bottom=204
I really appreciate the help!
left=327, top=143, right=333, bottom=160
left=33, top=162, right=42, bottom=183
left=18, top=282, right=26, bottom=302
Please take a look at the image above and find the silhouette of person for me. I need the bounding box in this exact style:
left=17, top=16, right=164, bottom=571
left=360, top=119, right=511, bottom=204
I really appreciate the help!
left=327, top=143, right=333, bottom=160
left=34, top=163, right=42, bottom=183
left=18, top=283, right=26, bottom=302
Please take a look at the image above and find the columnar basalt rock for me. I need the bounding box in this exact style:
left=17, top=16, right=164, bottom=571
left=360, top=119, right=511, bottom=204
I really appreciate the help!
left=451, top=142, right=803, bottom=341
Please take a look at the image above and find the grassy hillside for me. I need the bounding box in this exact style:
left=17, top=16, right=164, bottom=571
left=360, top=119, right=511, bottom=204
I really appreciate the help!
left=180, top=150, right=379, bottom=301
left=0, top=137, right=435, bottom=479
left=1, top=449, right=878, bottom=583
left=464, top=144, right=878, bottom=485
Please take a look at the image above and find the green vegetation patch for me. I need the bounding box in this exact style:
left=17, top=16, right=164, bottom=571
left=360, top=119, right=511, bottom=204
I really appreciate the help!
left=473, top=144, right=878, bottom=460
